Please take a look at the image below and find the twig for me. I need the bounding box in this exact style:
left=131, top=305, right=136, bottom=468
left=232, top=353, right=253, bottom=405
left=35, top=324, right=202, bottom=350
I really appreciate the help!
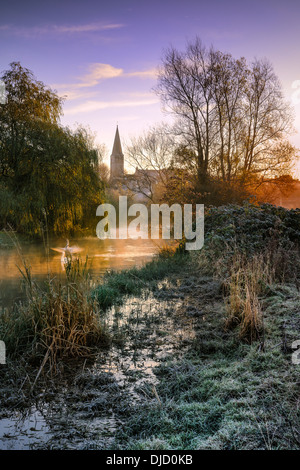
left=152, top=384, right=162, bottom=407
left=30, top=344, right=52, bottom=394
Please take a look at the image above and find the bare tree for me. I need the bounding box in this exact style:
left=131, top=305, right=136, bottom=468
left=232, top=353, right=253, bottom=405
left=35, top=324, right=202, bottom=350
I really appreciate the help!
left=125, top=124, right=176, bottom=202
left=239, top=59, right=295, bottom=183
left=155, top=39, right=217, bottom=185
left=155, top=37, right=296, bottom=190
left=209, top=51, right=248, bottom=182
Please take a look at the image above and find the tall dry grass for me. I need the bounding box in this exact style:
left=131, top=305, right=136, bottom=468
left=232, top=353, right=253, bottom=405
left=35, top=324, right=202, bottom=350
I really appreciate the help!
left=1, top=253, right=109, bottom=375
left=223, top=252, right=274, bottom=344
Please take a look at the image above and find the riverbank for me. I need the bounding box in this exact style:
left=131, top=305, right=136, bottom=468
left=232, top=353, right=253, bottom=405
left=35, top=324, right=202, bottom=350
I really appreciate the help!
left=0, top=203, right=299, bottom=449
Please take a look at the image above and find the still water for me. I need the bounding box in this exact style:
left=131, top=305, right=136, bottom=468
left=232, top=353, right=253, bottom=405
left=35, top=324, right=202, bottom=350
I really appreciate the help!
left=0, top=237, right=162, bottom=309
left=0, top=236, right=187, bottom=450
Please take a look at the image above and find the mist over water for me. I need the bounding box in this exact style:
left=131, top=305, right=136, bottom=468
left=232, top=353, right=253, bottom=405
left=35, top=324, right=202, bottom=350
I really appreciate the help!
left=0, top=237, right=161, bottom=309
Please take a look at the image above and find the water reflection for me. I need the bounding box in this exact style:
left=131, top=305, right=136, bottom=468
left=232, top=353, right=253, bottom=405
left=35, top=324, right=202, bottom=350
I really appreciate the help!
left=0, top=237, right=161, bottom=309
left=0, top=408, right=51, bottom=450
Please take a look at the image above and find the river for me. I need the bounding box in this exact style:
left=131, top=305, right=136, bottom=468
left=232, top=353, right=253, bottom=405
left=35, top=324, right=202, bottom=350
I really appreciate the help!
left=0, top=235, right=189, bottom=450
left=0, top=236, right=162, bottom=310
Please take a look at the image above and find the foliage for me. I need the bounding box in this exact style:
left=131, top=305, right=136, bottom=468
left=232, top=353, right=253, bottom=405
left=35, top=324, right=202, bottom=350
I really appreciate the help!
left=196, top=203, right=300, bottom=342
left=0, top=62, right=105, bottom=236
left=203, top=202, right=300, bottom=256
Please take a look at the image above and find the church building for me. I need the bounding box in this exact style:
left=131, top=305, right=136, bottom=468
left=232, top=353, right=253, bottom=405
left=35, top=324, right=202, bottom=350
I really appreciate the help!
left=110, top=125, right=124, bottom=180
left=109, top=125, right=165, bottom=202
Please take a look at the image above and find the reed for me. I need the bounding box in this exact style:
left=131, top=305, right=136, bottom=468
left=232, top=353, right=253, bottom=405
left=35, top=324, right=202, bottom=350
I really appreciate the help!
left=0, top=255, right=109, bottom=368
left=224, top=252, right=273, bottom=343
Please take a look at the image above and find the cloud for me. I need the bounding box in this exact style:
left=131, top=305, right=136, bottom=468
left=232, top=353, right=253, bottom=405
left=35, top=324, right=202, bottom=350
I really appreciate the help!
left=64, top=97, right=159, bottom=115
left=51, top=63, right=124, bottom=97
left=52, top=23, right=124, bottom=34
left=78, top=63, right=123, bottom=87
left=0, top=22, right=124, bottom=37
left=126, top=68, right=158, bottom=79
left=56, top=89, right=98, bottom=101
left=52, top=63, right=158, bottom=100
left=79, top=64, right=158, bottom=85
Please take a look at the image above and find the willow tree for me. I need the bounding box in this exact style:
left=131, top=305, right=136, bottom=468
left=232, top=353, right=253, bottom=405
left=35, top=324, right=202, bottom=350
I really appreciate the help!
left=0, top=62, right=104, bottom=235
left=0, top=62, right=63, bottom=179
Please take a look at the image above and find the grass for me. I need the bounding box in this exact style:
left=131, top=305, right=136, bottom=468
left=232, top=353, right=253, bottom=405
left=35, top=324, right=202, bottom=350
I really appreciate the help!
left=223, top=252, right=272, bottom=344
left=0, top=256, right=109, bottom=371
left=106, top=204, right=300, bottom=450
left=111, top=275, right=300, bottom=450
left=0, top=203, right=299, bottom=449
left=91, top=249, right=188, bottom=311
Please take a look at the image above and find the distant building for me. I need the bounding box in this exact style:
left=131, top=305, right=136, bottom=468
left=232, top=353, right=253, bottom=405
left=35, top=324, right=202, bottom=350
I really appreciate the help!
left=110, top=125, right=124, bottom=180
left=109, top=126, right=162, bottom=202
left=108, top=126, right=300, bottom=209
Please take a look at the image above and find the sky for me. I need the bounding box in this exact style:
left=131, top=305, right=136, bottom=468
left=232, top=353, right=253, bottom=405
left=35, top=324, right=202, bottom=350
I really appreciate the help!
left=1, top=0, right=300, bottom=177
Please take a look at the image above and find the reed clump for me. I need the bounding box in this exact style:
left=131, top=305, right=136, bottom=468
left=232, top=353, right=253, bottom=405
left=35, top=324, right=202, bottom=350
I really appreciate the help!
left=223, top=253, right=273, bottom=343
left=194, top=203, right=300, bottom=344
left=0, top=257, right=109, bottom=366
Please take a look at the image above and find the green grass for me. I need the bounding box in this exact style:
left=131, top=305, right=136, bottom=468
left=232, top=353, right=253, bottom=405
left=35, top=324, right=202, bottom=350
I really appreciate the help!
left=112, top=281, right=300, bottom=450
left=107, top=204, right=300, bottom=450
left=1, top=203, right=299, bottom=450
left=91, top=250, right=188, bottom=311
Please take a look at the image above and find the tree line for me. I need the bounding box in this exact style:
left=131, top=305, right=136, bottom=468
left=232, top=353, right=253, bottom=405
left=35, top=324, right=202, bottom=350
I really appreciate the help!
left=126, top=38, right=297, bottom=205
left=0, top=38, right=298, bottom=237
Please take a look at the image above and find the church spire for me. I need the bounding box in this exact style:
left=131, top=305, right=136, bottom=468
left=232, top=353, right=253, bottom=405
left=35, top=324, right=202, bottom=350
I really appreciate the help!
left=112, top=125, right=123, bottom=157
left=110, top=125, right=124, bottom=180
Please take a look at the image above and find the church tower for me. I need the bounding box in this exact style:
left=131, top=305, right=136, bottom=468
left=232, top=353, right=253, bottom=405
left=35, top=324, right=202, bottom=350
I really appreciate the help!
left=110, top=125, right=124, bottom=180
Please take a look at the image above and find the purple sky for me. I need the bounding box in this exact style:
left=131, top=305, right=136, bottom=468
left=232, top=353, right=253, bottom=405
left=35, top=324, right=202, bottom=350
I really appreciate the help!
left=1, top=0, right=300, bottom=176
